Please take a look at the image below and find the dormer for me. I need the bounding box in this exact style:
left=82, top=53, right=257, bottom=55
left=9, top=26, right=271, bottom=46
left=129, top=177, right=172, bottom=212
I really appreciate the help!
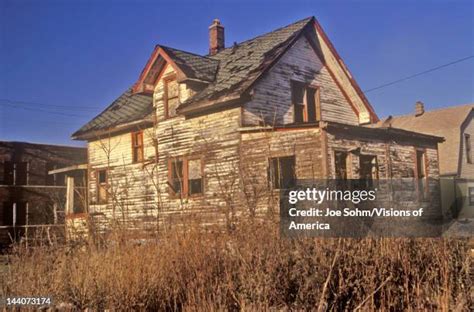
left=132, top=45, right=219, bottom=95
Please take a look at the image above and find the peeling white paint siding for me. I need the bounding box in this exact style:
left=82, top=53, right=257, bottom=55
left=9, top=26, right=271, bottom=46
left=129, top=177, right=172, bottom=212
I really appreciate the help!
left=243, top=36, right=359, bottom=126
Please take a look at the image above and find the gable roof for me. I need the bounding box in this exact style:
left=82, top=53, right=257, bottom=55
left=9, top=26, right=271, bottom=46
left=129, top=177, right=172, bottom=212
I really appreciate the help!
left=177, top=17, right=314, bottom=114
left=371, top=104, right=474, bottom=176
left=159, top=45, right=219, bottom=82
left=74, top=16, right=379, bottom=139
left=72, top=88, right=153, bottom=140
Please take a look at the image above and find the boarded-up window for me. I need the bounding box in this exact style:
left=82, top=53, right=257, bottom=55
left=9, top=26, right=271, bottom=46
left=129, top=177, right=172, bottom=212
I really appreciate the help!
left=132, top=131, right=144, bottom=163
left=169, top=159, right=184, bottom=196
left=164, top=76, right=180, bottom=118
left=188, top=158, right=203, bottom=195
left=268, top=156, right=295, bottom=189
left=465, top=134, right=472, bottom=164
left=359, top=155, right=378, bottom=188
left=97, top=169, right=108, bottom=204
left=291, top=81, right=321, bottom=123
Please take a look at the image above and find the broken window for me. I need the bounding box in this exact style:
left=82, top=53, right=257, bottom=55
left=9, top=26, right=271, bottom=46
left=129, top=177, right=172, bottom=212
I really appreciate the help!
left=416, top=150, right=428, bottom=199
left=359, top=155, right=378, bottom=187
left=3, top=161, right=27, bottom=185
left=188, top=158, right=203, bottom=195
left=168, top=157, right=204, bottom=197
left=169, top=159, right=184, bottom=196
left=291, top=81, right=321, bottom=123
left=164, top=76, right=180, bottom=118
left=268, top=156, right=295, bottom=189
left=465, top=134, right=472, bottom=164
left=132, top=131, right=144, bottom=163
left=97, top=169, right=108, bottom=204
left=335, top=151, right=349, bottom=180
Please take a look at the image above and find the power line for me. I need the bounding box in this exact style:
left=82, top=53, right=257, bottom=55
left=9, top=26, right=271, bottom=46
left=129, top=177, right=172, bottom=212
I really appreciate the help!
left=364, top=55, right=474, bottom=93
left=0, top=102, right=90, bottom=118
left=0, top=98, right=98, bottom=111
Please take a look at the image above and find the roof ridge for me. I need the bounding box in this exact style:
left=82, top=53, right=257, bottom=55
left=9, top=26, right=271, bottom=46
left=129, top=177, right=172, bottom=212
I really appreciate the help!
left=158, top=44, right=219, bottom=62
left=388, top=103, right=474, bottom=120
left=210, top=16, right=314, bottom=56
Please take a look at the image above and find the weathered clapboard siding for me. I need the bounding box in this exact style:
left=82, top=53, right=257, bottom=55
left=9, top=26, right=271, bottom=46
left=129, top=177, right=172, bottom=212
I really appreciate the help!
left=87, top=64, right=243, bottom=229
left=243, top=36, right=359, bottom=127
left=239, top=128, right=323, bottom=213
left=325, top=129, right=441, bottom=217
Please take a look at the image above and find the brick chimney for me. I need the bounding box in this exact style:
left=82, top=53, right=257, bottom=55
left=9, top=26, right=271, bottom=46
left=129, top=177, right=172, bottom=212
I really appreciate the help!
left=415, top=101, right=425, bottom=117
left=209, top=19, right=225, bottom=55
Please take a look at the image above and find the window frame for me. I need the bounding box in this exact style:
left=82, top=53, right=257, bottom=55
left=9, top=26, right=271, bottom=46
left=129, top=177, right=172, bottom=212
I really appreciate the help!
left=334, top=150, right=350, bottom=180
left=414, top=148, right=429, bottom=200
left=163, top=74, right=179, bottom=119
left=131, top=130, right=144, bottom=163
left=168, top=156, right=204, bottom=198
left=3, top=161, right=28, bottom=186
left=268, top=155, right=296, bottom=190
left=291, top=80, right=321, bottom=124
left=359, top=154, right=379, bottom=188
left=468, top=187, right=474, bottom=206
left=465, top=133, right=472, bottom=164
left=96, top=169, right=108, bottom=204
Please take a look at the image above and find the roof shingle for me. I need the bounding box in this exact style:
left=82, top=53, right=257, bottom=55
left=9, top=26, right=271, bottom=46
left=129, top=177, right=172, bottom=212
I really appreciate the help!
left=72, top=89, right=153, bottom=139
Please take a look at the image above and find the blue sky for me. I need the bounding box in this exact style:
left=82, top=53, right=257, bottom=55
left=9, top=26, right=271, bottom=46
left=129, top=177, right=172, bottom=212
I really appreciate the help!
left=1, top=0, right=473, bottom=146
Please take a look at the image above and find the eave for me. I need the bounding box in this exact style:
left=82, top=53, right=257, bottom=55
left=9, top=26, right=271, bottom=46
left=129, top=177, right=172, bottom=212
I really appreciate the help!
left=72, top=117, right=154, bottom=141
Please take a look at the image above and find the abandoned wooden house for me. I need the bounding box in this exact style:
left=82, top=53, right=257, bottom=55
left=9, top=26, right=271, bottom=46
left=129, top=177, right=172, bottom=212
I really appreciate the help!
left=70, top=17, right=443, bottom=232
left=0, top=141, right=87, bottom=246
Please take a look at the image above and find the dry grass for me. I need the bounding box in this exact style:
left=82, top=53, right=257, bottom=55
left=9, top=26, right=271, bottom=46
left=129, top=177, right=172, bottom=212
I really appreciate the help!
left=0, top=220, right=471, bottom=311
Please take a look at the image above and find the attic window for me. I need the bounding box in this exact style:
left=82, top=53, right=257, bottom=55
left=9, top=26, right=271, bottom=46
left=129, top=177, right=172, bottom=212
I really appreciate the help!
left=164, top=76, right=180, bottom=118
left=291, top=81, right=321, bottom=123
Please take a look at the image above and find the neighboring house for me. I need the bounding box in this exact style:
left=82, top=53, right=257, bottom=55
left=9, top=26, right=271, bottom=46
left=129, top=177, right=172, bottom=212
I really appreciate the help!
left=0, top=141, right=87, bottom=245
left=71, top=17, right=443, bottom=232
left=375, top=102, right=474, bottom=218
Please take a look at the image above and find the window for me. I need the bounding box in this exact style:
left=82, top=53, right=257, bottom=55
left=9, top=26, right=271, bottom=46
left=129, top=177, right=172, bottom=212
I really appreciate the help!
left=164, top=76, right=180, bottom=118
left=415, top=150, right=428, bottom=199
left=188, top=158, right=203, bottom=195
left=359, top=155, right=378, bottom=187
left=268, top=156, right=295, bottom=189
left=132, top=131, right=144, bottom=163
left=168, top=157, right=203, bottom=197
left=291, top=81, right=321, bottom=123
left=3, top=161, right=27, bottom=185
left=465, top=134, right=472, bottom=164
left=335, top=151, right=349, bottom=180
left=2, top=202, right=27, bottom=241
left=97, top=169, right=108, bottom=204
left=469, top=187, right=474, bottom=206
left=169, top=159, right=184, bottom=196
